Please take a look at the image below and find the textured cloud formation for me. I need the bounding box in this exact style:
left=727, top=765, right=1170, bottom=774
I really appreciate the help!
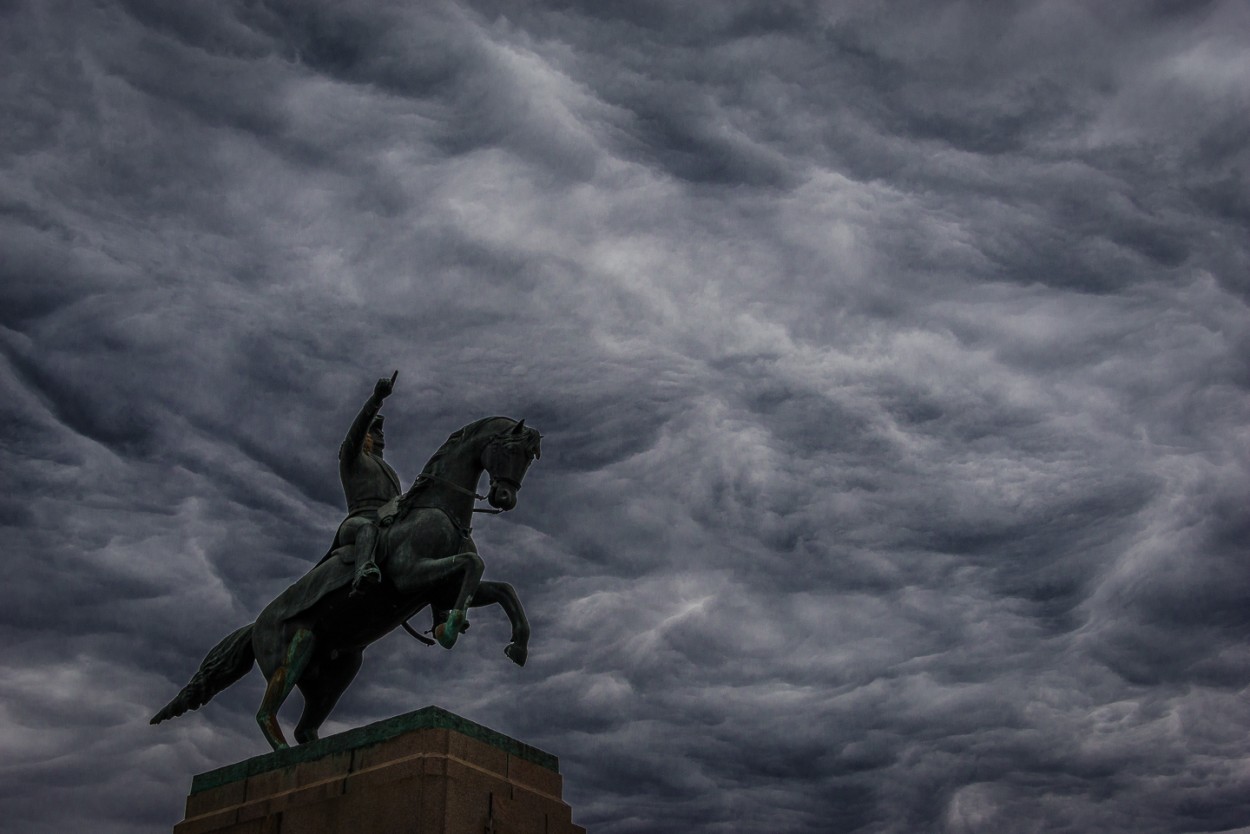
left=2, top=2, right=1248, bottom=832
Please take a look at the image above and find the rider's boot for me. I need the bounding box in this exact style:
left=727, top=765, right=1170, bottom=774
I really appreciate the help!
left=349, top=523, right=382, bottom=597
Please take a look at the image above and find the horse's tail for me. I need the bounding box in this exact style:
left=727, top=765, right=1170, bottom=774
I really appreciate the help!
left=150, top=623, right=256, bottom=725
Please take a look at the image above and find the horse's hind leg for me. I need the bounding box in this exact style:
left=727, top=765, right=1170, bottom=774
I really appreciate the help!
left=293, top=648, right=363, bottom=745
left=256, top=626, right=317, bottom=751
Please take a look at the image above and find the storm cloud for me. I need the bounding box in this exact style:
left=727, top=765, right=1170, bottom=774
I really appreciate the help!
left=2, top=1, right=1248, bottom=832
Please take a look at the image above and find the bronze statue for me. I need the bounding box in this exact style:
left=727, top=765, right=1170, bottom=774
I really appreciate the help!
left=151, top=375, right=543, bottom=751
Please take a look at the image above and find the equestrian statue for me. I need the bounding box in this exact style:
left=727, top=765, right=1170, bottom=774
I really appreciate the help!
left=151, top=372, right=543, bottom=751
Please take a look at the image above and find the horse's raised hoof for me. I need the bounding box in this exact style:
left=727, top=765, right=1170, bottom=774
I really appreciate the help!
left=436, top=610, right=466, bottom=649
left=504, top=642, right=528, bottom=667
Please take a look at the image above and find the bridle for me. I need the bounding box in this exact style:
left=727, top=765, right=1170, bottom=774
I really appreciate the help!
left=412, top=432, right=533, bottom=514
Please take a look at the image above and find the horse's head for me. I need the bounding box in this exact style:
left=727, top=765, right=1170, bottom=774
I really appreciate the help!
left=479, top=419, right=542, bottom=511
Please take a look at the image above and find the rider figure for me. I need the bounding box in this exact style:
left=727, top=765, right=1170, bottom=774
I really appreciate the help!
left=339, top=371, right=401, bottom=596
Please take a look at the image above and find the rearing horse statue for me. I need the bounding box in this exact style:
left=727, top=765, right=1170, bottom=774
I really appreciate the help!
left=151, top=416, right=542, bottom=751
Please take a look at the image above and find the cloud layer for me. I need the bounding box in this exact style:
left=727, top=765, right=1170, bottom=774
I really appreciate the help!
left=2, top=2, right=1248, bottom=832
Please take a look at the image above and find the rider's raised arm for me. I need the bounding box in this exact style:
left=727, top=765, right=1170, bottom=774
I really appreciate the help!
left=339, top=372, right=396, bottom=466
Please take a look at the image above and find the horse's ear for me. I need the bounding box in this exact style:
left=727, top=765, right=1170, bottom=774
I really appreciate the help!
left=512, top=419, right=526, bottom=434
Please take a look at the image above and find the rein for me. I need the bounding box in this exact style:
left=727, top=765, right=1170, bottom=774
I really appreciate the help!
left=413, top=472, right=485, bottom=500
left=412, top=472, right=505, bottom=514
left=401, top=620, right=436, bottom=645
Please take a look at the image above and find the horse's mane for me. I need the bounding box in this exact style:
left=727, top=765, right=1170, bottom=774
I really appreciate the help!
left=399, top=416, right=515, bottom=495
left=418, top=416, right=512, bottom=479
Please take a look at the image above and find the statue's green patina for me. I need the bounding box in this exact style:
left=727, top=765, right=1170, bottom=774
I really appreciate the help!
left=151, top=373, right=542, bottom=751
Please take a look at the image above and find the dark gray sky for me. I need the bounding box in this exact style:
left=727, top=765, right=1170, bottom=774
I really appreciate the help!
left=2, top=1, right=1248, bottom=832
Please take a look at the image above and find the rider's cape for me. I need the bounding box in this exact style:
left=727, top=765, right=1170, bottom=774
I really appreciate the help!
left=271, top=554, right=358, bottom=625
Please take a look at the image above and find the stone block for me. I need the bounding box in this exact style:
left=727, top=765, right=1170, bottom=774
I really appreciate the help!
left=172, top=706, right=583, bottom=834
left=184, top=778, right=245, bottom=819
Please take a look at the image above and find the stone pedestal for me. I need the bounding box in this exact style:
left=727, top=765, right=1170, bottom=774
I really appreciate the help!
left=174, top=706, right=585, bottom=834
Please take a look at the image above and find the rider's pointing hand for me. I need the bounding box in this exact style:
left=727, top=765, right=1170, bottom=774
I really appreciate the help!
left=375, top=370, right=398, bottom=400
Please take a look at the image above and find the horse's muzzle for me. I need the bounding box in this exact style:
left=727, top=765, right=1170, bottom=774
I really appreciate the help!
left=488, top=481, right=517, bottom=511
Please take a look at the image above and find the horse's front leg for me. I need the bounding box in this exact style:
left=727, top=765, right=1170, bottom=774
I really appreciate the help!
left=393, top=549, right=483, bottom=649
left=471, top=580, right=530, bottom=666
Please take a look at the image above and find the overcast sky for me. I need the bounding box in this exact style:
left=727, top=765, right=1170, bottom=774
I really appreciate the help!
left=2, top=1, right=1248, bottom=832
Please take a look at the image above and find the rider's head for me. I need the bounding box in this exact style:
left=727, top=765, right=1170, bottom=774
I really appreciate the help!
left=365, top=415, right=385, bottom=456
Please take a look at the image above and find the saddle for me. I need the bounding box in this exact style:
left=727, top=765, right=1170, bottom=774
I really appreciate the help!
left=376, top=495, right=402, bottom=528
left=319, top=496, right=404, bottom=569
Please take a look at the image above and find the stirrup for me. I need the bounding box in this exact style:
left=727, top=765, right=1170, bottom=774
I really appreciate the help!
left=349, top=563, right=382, bottom=596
